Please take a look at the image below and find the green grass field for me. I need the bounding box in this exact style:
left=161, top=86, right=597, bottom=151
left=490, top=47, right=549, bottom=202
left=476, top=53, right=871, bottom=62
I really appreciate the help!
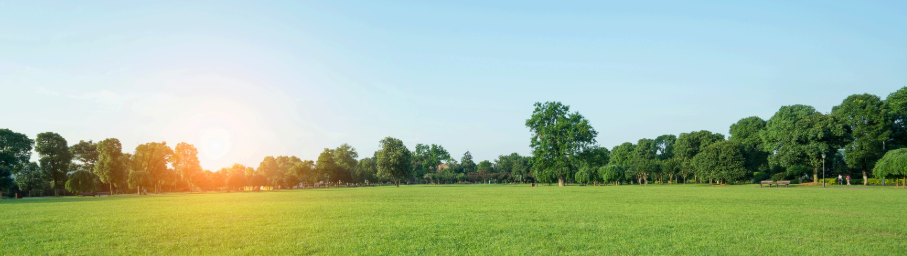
left=2, top=184, right=906, bottom=255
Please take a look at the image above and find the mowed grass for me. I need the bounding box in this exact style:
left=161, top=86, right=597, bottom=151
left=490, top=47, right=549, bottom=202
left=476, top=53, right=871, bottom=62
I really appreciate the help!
left=2, top=184, right=906, bottom=255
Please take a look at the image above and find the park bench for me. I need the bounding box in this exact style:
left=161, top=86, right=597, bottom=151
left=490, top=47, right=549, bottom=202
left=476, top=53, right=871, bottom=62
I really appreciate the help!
left=96, top=192, right=110, bottom=196
left=776, top=180, right=791, bottom=188
left=760, top=180, right=774, bottom=188
left=80, top=192, right=95, bottom=197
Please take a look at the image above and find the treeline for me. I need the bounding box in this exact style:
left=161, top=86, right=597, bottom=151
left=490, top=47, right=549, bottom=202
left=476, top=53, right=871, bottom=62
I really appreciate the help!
left=527, top=87, right=907, bottom=186
left=0, top=132, right=533, bottom=197
left=3, top=87, right=907, bottom=197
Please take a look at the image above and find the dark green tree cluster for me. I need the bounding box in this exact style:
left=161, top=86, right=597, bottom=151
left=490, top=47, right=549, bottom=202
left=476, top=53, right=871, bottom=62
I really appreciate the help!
left=526, top=87, right=907, bottom=186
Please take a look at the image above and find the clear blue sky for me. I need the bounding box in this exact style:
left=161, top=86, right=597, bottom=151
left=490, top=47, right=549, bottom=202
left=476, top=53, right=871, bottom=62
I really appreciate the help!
left=1, top=0, right=905, bottom=170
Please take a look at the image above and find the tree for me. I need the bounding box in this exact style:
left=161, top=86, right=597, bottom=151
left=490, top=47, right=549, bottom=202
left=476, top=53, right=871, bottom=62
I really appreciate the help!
left=355, top=157, right=377, bottom=184
left=127, top=170, right=152, bottom=195
left=730, top=116, right=770, bottom=180
left=692, top=141, right=746, bottom=184
left=660, top=158, right=682, bottom=184
left=14, top=162, right=47, bottom=197
left=95, top=138, right=127, bottom=194
left=477, top=160, right=494, bottom=173
left=226, top=169, right=247, bottom=191
left=654, top=134, right=677, bottom=160
left=575, top=166, right=592, bottom=185
left=171, top=142, right=202, bottom=190
left=833, top=94, right=888, bottom=185
left=210, top=169, right=227, bottom=190
left=676, top=130, right=725, bottom=183
left=1, top=129, right=34, bottom=194
left=316, top=149, right=337, bottom=184
left=460, top=151, right=476, bottom=173
left=761, top=105, right=847, bottom=184
left=609, top=143, right=636, bottom=167
left=376, top=137, right=412, bottom=187
left=65, top=170, right=95, bottom=195
left=291, top=160, right=317, bottom=187
left=69, top=140, right=99, bottom=174
left=190, top=171, right=210, bottom=191
left=579, top=146, right=610, bottom=170
left=600, top=165, right=624, bottom=185
left=413, top=144, right=450, bottom=180
left=258, top=156, right=282, bottom=188
left=872, top=148, right=907, bottom=186
left=526, top=102, right=598, bottom=186
left=35, top=132, right=72, bottom=196
left=629, top=138, right=658, bottom=185
left=886, top=87, right=907, bottom=149
left=334, top=144, right=359, bottom=183
left=132, top=142, right=173, bottom=193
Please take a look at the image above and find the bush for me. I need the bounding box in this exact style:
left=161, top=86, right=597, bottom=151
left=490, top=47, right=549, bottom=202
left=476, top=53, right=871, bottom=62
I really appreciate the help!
left=850, top=179, right=863, bottom=185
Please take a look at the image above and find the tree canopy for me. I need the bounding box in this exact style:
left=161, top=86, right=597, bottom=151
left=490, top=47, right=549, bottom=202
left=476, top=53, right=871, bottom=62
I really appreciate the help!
left=376, top=137, right=412, bottom=187
left=36, top=132, right=72, bottom=196
left=833, top=94, right=888, bottom=185
left=526, top=102, right=598, bottom=186
left=761, top=105, right=846, bottom=182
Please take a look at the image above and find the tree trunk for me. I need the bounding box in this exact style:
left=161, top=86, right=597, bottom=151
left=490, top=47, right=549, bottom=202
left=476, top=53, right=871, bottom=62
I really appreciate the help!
left=110, top=184, right=114, bottom=196
left=862, top=170, right=868, bottom=185
left=558, top=176, right=565, bottom=187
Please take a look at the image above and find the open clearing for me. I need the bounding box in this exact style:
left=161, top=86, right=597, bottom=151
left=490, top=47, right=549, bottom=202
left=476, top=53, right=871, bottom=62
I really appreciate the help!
left=2, top=184, right=906, bottom=255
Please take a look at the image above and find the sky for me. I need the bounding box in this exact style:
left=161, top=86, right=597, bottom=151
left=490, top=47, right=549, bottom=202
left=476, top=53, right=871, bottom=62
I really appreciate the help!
left=1, top=0, right=905, bottom=170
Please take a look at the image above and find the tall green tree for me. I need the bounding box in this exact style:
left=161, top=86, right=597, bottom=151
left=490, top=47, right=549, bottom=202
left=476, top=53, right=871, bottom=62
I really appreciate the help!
left=629, top=138, right=658, bottom=185
left=675, top=130, right=725, bottom=183
left=127, top=170, right=152, bottom=195
left=885, top=87, right=907, bottom=149
left=258, top=156, right=281, bottom=187
left=132, top=142, right=173, bottom=194
left=761, top=105, right=847, bottom=183
left=730, top=116, right=770, bottom=179
left=526, top=102, right=598, bottom=186
left=171, top=142, right=202, bottom=189
left=376, top=137, right=412, bottom=187
left=316, top=149, right=338, bottom=184
left=692, top=141, right=746, bottom=184
left=355, top=157, right=378, bottom=184
left=69, top=140, right=99, bottom=175
left=14, top=162, right=46, bottom=196
left=333, top=144, right=359, bottom=182
left=654, top=134, right=677, bottom=160
left=833, top=94, right=888, bottom=185
left=460, top=151, right=476, bottom=173
left=95, top=138, right=127, bottom=194
left=1, top=129, right=34, bottom=194
left=65, top=170, right=95, bottom=195
left=35, top=132, right=72, bottom=196
left=609, top=142, right=636, bottom=167
left=291, top=160, right=317, bottom=186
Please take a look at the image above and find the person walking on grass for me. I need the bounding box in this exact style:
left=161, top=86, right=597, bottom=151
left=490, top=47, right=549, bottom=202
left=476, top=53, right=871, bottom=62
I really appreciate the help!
left=846, top=175, right=851, bottom=185
left=838, top=174, right=843, bottom=185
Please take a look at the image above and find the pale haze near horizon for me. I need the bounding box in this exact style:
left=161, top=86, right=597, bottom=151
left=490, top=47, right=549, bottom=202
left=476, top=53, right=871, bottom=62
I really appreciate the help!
left=1, top=1, right=905, bottom=170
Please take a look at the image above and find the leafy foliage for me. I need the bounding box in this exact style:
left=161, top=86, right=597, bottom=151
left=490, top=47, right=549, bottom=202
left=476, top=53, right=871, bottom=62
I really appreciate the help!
left=692, top=141, right=746, bottom=184
left=36, top=132, right=72, bottom=195
left=65, top=170, right=95, bottom=194
left=376, top=137, right=412, bottom=187
left=526, top=101, right=597, bottom=186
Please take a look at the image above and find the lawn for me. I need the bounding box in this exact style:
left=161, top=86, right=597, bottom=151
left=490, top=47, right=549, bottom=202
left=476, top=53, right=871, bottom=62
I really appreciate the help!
left=2, top=184, right=906, bottom=255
